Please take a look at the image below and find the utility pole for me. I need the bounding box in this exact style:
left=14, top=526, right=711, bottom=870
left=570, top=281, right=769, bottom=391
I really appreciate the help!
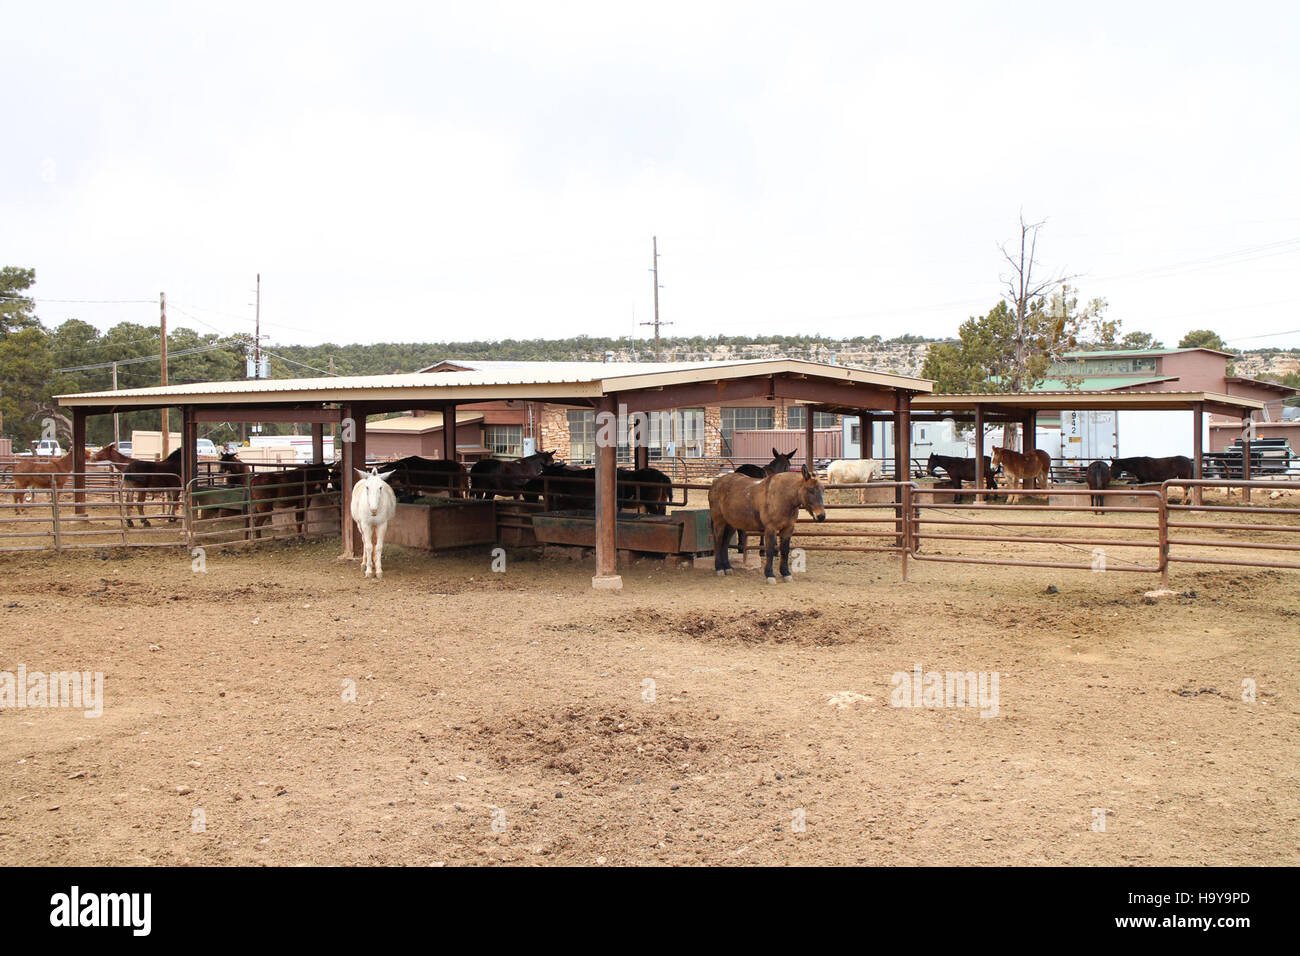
left=112, top=361, right=120, bottom=447
left=640, top=236, right=671, bottom=362
left=160, top=292, right=169, bottom=457
left=254, top=273, right=262, bottom=377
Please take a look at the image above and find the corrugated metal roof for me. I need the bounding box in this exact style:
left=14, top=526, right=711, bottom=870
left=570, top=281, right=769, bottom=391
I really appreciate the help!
left=56, top=358, right=932, bottom=406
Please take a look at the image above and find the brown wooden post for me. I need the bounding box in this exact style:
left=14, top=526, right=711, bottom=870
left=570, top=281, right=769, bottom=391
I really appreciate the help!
left=1241, top=411, right=1252, bottom=503
left=803, top=406, right=815, bottom=470
left=311, top=422, right=325, bottom=465
left=1192, top=402, right=1204, bottom=506
left=442, top=404, right=457, bottom=461
left=181, top=406, right=197, bottom=537
left=592, top=394, right=622, bottom=591
left=973, top=403, right=985, bottom=502
left=340, top=403, right=367, bottom=558
left=893, top=391, right=910, bottom=548
left=71, top=407, right=87, bottom=517
left=859, top=412, right=872, bottom=459
left=1024, top=410, right=1040, bottom=493
left=633, top=409, right=649, bottom=471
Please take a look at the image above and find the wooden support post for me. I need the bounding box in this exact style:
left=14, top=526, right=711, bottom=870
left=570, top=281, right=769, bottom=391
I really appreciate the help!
left=442, top=404, right=457, bottom=462
left=311, top=422, right=325, bottom=465
left=1192, top=402, right=1203, bottom=506
left=803, top=406, right=816, bottom=471
left=1024, top=410, right=1039, bottom=491
left=182, top=407, right=197, bottom=536
left=973, top=403, right=985, bottom=502
left=1241, top=411, right=1252, bottom=503
left=859, top=412, right=872, bottom=459
left=633, top=406, right=649, bottom=471
left=340, top=403, right=366, bottom=558
left=893, top=391, right=909, bottom=548
left=71, top=407, right=87, bottom=517
left=592, top=395, right=622, bottom=591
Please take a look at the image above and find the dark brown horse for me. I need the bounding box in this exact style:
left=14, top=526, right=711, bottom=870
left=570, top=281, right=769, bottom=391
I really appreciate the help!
left=1085, top=460, right=1111, bottom=513
left=385, top=456, right=468, bottom=499
left=120, top=449, right=183, bottom=527
left=926, top=453, right=998, bottom=491
left=1110, top=455, right=1193, bottom=504
left=469, top=450, right=556, bottom=499
left=735, top=447, right=797, bottom=479
left=247, top=464, right=332, bottom=538
left=709, top=466, right=826, bottom=584
left=524, top=463, right=672, bottom=514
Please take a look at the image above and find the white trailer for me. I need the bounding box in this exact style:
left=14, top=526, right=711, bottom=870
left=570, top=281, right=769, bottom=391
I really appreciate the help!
left=1060, top=410, right=1208, bottom=462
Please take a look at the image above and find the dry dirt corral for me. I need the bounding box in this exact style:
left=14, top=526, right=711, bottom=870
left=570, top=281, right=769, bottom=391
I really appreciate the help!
left=1, top=535, right=1297, bottom=866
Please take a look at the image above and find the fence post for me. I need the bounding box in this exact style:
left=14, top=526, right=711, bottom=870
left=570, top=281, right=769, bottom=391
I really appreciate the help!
left=49, top=484, right=62, bottom=551
left=1158, top=488, right=1170, bottom=586
left=900, top=482, right=911, bottom=582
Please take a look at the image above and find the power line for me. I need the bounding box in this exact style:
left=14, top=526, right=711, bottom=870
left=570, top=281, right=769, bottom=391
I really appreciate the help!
left=260, top=347, right=338, bottom=376
left=0, top=293, right=156, bottom=304
left=55, top=342, right=237, bottom=374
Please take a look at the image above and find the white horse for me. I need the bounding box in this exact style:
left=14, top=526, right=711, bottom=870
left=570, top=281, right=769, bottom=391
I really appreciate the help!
left=350, top=468, right=397, bottom=579
left=826, top=458, right=883, bottom=503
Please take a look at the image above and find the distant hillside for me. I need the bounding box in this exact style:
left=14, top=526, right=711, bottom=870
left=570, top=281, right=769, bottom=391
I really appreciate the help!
left=266, top=335, right=1300, bottom=384
left=266, top=334, right=940, bottom=379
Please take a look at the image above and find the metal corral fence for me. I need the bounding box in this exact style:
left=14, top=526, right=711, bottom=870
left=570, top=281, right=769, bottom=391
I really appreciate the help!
left=0, top=467, right=184, bottom=552
left=187, top=465, right=340, bottom=549
left=1162, top=479, right=1300, bottom=572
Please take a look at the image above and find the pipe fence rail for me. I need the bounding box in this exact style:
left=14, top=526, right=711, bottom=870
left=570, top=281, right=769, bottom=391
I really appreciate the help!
left=5, top=466, right=1300, bottom=584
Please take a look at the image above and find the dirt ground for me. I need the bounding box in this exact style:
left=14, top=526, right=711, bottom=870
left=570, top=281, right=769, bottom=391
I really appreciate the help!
left=1, top=499, right=1297, bottom=866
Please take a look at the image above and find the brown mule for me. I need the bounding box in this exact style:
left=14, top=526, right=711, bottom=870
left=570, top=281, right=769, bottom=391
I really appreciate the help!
left=708, top=465, right=826, bottom=584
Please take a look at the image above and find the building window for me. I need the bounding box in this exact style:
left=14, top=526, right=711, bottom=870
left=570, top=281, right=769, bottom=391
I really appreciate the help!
left=567, top=410, right=594, bottom=464
left=720, top=406, right=774, bottom=453
left=786, top=407, right=838, bottom=430
left=568, top=408, right=706, bottom=463
left=646, top=407, right=704, bottom=459
left=485, top=424, right=523, bottom=458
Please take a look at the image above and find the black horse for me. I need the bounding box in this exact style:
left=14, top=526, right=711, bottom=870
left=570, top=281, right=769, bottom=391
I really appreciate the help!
left=526, top=463, right=672, bottom=514
left=926, top=453, right=998, bottom=490
left=1085, top=460, right=1111, bottom=513
left=121, top=448, right=183, bottom=527
left=384, top=456, right=468, bottom=499
left=469, top=450, right=556, bottom=499
left=735, top=447, right=797, bottom=479
left=1109, top=456, right=1193, bottom=484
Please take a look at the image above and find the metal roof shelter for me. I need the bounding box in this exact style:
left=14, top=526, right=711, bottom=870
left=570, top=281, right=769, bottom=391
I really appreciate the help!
left=57, top=359, right=932, bottom=591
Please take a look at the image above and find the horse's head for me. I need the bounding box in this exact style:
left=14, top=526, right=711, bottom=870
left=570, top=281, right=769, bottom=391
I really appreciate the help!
left=767, top=447, right=797, bottom=474
left=353, top=467, right=395, bottom=518
left=991, top=447, right=1005, bottom=468
left=926, top=452, right=938, bottom=475
left=798, top=464, right=826, bottom=521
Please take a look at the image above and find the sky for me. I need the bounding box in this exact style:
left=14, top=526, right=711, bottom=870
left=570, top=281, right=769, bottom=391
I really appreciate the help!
left=3, top=1, right=1299, bottom=354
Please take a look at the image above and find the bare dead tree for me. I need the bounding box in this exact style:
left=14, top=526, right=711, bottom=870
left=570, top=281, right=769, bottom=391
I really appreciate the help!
left=998, top=214, right=1078, bottom=449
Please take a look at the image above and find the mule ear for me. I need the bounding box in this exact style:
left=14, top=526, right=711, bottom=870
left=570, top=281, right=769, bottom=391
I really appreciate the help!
left=376, top=470, right=395, bottom=483
left=801, top=464, right=812, bottom=480
left=354, top=468, right=369, bottom=480
left=772, top=447, right=780, bottom=458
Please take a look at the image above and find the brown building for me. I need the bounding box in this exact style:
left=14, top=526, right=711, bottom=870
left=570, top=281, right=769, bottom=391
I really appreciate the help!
left=1044, top=347, right=1299, bottom=450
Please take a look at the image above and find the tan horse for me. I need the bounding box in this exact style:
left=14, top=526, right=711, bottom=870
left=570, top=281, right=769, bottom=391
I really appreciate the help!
left=10, top=449, right=92, bottom=511
left=991, top=446, right=1051, bottom=503
left=708, top=466, right=826, bottom=584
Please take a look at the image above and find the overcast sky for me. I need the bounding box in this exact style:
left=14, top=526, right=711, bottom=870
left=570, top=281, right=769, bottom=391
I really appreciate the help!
left=4, top=1, right=1298, bottom=353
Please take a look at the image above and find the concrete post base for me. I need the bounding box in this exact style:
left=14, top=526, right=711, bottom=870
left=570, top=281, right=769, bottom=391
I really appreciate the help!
left=591, top=574, right=623, bottom=592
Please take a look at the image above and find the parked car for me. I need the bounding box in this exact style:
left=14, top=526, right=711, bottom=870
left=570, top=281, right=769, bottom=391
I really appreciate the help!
left=31, top=439, right=64, bottom=457
left=197, top=438, right=218, bottom=457
left=117, top=440, right=133, bottom=457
